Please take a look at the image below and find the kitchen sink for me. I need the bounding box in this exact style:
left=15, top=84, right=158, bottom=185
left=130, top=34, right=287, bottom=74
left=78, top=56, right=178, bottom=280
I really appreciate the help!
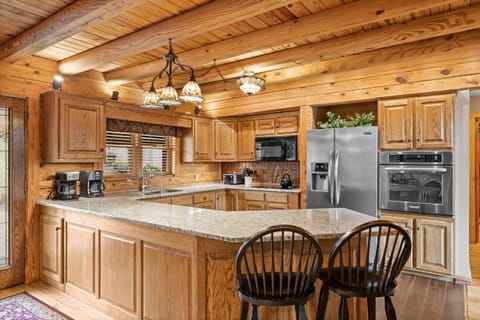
left=142, top=188, right=182, bottom=195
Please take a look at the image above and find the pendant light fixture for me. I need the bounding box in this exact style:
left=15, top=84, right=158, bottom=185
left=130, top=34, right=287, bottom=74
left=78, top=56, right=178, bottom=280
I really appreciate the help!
left=142, top=39, right=204, bottom=109
left=236, top=71, right=265, bottom=95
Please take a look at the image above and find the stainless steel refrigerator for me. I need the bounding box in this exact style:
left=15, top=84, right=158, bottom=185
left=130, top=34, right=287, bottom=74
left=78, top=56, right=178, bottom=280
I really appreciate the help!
left=306, top=127, right=378, bottom=217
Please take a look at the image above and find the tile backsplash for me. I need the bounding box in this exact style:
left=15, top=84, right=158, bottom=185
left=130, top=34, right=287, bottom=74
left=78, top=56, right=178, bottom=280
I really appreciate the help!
left=222, top=162, right=300, bottom=187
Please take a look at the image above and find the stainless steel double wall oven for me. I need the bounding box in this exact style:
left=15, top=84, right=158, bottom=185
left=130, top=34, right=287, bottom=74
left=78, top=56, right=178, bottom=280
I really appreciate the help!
left=379, top=151, right=453, bottom=216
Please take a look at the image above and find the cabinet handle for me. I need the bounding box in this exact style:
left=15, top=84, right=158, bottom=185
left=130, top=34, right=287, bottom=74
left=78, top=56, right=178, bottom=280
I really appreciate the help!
left=100, top=148, right=104, bottom=152
left=55, top=227, right=61, bottom=231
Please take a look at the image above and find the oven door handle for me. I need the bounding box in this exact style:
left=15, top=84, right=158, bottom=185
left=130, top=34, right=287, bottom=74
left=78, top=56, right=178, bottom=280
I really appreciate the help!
left=384, top=167, right=448, bottom=173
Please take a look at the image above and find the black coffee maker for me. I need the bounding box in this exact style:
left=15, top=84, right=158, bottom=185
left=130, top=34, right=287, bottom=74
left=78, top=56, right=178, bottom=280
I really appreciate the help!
left=80, top=170, right=105, bottom=197
left=55, top=172, right=79, bottom=200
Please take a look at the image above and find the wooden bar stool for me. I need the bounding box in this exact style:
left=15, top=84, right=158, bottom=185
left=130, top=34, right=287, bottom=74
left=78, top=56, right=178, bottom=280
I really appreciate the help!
left=316, top=220, right=411, bottom=320
left=235, top=225, right=323, bottom=320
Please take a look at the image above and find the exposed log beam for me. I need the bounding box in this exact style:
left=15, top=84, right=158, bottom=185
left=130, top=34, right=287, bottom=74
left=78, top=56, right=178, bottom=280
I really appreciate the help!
left=201, top=29, right=480, bottom=101
left=0, top=0, right=144, bottom=63
left=104, top=0, right=454, bottom=85
left=57, top=0, right=292, bottom=74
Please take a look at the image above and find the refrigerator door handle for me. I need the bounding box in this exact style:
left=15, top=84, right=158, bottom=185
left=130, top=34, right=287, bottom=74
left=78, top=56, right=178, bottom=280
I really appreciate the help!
left=334, top=150, right=340, bottom=206
left=328, top=149, right=334, bottom=205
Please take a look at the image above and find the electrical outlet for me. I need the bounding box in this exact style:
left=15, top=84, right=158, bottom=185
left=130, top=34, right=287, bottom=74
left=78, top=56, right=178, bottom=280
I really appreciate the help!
left=194, top=174, right=200, bottom=182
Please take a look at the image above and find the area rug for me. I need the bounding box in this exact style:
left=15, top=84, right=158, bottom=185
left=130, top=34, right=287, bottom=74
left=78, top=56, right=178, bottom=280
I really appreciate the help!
left=0, top=292, right=72, bottom=319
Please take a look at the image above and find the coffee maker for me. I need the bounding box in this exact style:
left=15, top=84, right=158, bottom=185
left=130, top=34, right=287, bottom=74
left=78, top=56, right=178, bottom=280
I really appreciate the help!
left=80, top=170, right=105, bottom=198
left=55, top=172, right=79, bottom=200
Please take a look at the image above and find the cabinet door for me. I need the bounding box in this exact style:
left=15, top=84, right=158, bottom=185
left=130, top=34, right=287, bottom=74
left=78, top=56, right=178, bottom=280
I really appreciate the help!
left=40, top=214, right=64, bottom=286
left=415, top=94, right=453, bottom=149
left=237, top=120, right=255, bottom=160
left=380, top=213, right=414, bottom=269
left=378, top=98, right=413, bottom=150
left=214, top=120, right=236, bottom=160
left=171, top=195, right=193, bottom=206
left=416, top=218, right=453, bottom=275
left=255, top=118, right=275, bottom=136
left=194, top=118, right=214, bottom=160
left=276, top=114, right=298, bottom=134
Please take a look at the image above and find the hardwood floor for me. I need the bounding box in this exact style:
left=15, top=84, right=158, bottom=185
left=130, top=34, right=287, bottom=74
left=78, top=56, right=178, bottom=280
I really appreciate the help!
left=0, top=276, right=472, bottom=319
left=376, top=273, right=466, bottom=320
left=0, top=281, right=113, bottom=320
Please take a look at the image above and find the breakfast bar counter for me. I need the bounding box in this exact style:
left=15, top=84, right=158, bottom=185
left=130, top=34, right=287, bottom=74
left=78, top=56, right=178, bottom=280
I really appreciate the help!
left=37, top=191, right=375, bottom=320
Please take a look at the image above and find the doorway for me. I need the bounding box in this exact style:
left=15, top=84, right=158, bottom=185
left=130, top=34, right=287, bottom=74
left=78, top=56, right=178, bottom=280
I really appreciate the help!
left=0, top=96, right=26, bottom=288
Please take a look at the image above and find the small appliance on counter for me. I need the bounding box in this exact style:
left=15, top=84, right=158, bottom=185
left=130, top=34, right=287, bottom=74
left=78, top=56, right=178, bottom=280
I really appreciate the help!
left=280, top=173, right=292, bottom=189
left=223, top=174, right=245, bottom=185
left=80, top=170, right=105, bottom=198
left=55, top=171, right=79, bottom=200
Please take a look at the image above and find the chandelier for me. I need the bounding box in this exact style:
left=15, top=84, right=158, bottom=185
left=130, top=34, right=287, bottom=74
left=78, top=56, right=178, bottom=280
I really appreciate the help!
left=236, top=71, right=265, bottom=95
left=143, top=39, right=203, bottom=109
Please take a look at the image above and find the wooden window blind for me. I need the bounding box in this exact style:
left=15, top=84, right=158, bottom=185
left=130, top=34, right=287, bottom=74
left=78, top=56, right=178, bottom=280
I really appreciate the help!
left=104, top=131, right=176, bottom=177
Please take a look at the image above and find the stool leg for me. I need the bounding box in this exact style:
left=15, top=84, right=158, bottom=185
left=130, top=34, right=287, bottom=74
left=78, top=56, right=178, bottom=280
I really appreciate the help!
left=295, top=304, right=307, bottom=320
left=384, top=296, right=397, bottom=320
left=250, top=304, right=258, bottom=320
left=240, top=301, right=249, bottom=320
left=339, top=296, right=349, bottom=320
left=367, top=297, right=376, bottom=320
left=316, top=283, right=329, bottom=320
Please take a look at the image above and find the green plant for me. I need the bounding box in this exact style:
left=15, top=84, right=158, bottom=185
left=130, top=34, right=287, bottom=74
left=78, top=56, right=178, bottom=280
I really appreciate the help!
left=317, top=111, right=375, bottom=128
left=239, top=167, right=256, bottom=177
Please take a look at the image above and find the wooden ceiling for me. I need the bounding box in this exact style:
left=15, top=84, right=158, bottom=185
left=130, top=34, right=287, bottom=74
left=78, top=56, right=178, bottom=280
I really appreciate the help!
left=1, top=0, right=480, bottom=113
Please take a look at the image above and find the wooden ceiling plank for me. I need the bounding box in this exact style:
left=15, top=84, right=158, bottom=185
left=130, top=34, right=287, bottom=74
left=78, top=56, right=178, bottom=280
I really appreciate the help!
left=104, top=0, right=456, bottom=85
left=57, top=0, right=293, bottom=74
left=0, top=0, right=145, bottom=63
left=107, top=4, right=480, bottom=85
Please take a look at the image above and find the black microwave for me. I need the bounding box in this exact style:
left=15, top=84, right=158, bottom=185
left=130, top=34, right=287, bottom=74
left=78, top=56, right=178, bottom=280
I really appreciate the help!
left=255, top=136, right=297, bottom=161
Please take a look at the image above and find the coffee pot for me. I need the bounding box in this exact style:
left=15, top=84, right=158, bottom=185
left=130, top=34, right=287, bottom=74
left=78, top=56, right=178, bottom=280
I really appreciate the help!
left=80, top=170, right=105, bottom=198
left=280, top=173, right=292, bottom=189
left=55, top=172, right=79, bottom=200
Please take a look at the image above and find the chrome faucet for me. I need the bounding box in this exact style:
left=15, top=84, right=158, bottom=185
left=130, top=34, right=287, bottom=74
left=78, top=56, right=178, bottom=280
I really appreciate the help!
left=140, top=164, right=154, bottom=192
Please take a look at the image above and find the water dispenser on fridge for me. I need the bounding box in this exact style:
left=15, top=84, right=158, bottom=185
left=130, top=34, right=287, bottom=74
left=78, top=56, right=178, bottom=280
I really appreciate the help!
left=311, top=162, right=329, bottom=192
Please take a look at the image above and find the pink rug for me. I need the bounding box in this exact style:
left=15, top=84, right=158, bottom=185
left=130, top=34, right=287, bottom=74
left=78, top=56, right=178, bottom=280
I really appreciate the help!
left=0, top=292, right=72, bottom=319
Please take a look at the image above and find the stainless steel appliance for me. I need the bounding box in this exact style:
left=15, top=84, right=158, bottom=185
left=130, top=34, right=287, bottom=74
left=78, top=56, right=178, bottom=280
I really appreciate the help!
left=223, top=173, right=245, bottom=185
left=255, top=136, right=297, bottom=161
left=306, top=127, right=378, bottom=217
left=55, top=171, right=79, bottom=200
left=379, top=151, right=453, bottom=216
left=80, top=170, right=105, bottom=197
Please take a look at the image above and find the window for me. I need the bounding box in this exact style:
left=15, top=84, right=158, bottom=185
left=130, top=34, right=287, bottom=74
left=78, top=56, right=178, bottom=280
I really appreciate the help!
left=104, top=131, right=176, bottom=177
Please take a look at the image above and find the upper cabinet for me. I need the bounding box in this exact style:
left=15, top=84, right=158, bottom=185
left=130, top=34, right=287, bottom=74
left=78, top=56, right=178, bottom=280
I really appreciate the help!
left=214, top=120, right=236, bottom=160
left=378, top=94, right=453, bottom=150
left=255, top=112, right=298, bottom=136
left=41, top=91, right=105, bottom=163
left=237, top=119, right=255, bottom=161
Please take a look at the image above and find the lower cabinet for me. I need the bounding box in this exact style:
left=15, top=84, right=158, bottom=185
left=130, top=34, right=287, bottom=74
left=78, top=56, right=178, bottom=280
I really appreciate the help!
left=40, top=207, right=64, bottom=289
left=381, top=211, right=453, bottom=276
left=237, top=191, right=299, bottom=210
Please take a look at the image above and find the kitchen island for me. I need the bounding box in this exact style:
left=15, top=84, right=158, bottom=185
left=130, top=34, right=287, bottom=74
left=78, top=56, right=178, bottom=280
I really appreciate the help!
left=37, top=190, right=375, bottom=320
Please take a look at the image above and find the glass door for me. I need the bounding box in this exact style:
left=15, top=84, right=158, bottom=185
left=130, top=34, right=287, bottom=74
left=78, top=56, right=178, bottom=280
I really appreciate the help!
left=0, top=96, right=25, bottom=288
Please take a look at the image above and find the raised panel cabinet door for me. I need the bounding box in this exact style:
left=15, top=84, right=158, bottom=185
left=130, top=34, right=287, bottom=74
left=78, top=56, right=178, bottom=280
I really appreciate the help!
left=415, top=94, right=454, bottom=149
left=194, top=118, right=214, bottom=160
left=378, top=98, right=413, bottom=150
left=143, top=242, right=192, bottom=320
left=245, top=201, right=266, bottom=211
left=171, top=194, right=193, bottom=206
left=40, top=214, right=64, bottom=285
left=276, top=114, right=298, bottom=134
left=237, top=120, right=255, bottom=160
left=380, top=213, right=414, bottom=269
left=99, top=232, right=137, bottom=314
left=415, top=218, right=453, bottom=275
left=59, top=96, right=105, bottom=160
left=65, top=223, right=96, bottom=295
left=214, top=120, right=236, bottom=160
left=255, top=117, right=275, bottom=136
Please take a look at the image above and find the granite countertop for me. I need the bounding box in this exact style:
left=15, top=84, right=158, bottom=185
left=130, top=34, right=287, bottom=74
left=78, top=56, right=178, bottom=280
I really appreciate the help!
left=37, top=183, right=375, bottom=243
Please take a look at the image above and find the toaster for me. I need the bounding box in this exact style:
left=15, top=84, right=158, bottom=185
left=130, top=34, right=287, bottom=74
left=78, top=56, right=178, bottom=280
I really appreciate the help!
left=223, top=174, right=244, bottom=185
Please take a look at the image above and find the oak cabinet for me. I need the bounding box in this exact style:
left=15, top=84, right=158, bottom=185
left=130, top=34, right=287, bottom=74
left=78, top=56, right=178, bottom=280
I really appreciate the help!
left=193, top=118, right=214, bottom=161
left=237, top=119, right=255, bottom=160
left=378, top=94, right=453, bottom=150
left=192, top=191, right=216, bottom=209
left=40, top=209, right=64, bottom=289
left=255, top=112, right=298, bottom=136
left=214, top=119, right=236, bottom=160
left=381, top=212, right=453, bottom=276
left=41, top=91, right=105, bottom=163
left=171, top=194, right=193, bottom=206
left=237, top=190, right=299, bottom=211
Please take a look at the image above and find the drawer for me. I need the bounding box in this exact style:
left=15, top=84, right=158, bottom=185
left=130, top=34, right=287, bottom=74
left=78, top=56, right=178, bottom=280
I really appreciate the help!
left=265, top=192, right=288, bottom=203
left=193, top=201, right=215, bottom=209
left=171, top=195, right=193, bottom=206
left=193, top=192, right=215, bottom=203
left=147, top=197, right=172, bottom=204
left=241, top=191, right=265, bottom=202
